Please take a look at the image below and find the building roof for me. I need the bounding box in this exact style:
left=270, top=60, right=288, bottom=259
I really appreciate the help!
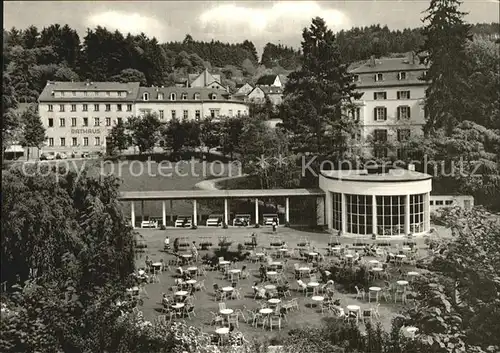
left=320, top=168, right=432, bottom=182
left=188, top=69, right=221, bottom=86
left=256, top=74, right=278, bottom=86
left=137, top=86, right=235, bottom=102
left=259, top=86, right=283, bottom=95
left=349, top=56, right=427, bottom=74
left=38, top=81, right=141, bottom=102
left=118, top=188, right=325, bottom=201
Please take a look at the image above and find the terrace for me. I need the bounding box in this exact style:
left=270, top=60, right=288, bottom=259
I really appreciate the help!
left=127, top=226, right=443, bottom=345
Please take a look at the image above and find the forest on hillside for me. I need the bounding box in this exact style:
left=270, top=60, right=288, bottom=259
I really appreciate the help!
left=3, top=22, right=498, bottom=103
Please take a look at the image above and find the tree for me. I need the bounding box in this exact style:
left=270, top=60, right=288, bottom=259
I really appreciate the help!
left=20, top=105, right=46, bottom=160
left=198, top=117, right=220, bottom=155
left=110, top=68, right=147, bottom=85
left=1, top=164, right=136, bottom=352
left=2, top=73, right=20, bottom=154
left=282, top=17, right=361, bottom=161
left=237, top=117, right=301, bottom=189
left=22, top=25, right=40, bottom=49
left=107, top=120, right=130, bottom=154
left=7, top=46, right=40, bottom=103
left=420, top=0, right=472, bottom=135
left=219, top=116, right=244, bottom=159
left=406, top=207, right=500, bottom=352
left=128, top=112, right=161, bottom=154
left=53, top=66, right=79, bottom=81
left=241, top=40, right=258, bottom=63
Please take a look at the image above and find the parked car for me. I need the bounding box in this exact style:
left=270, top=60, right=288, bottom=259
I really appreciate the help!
left=233, top=214, right=251, bottom=226
left=40, top=152, right=56, bottom=160
left=174, top=216, right=192, bottom=228
left=56, top=152, right=67, bottom=159
left=141, top=218, right=158, bottom=229
left=81, top=152, right=90, bottom=158
left=206, top=214, right=223, bottom=227
left=263, top=214, right=279, bottom=226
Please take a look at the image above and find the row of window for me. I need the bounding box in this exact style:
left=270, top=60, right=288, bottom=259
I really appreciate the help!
left=142, top=92, right=218, bottom=101
left=373, top=129, right=410, bottom=142
left=373, top=106, right=411, bottom=121
left=373, top=90, right=411, bottom=100
left=353, top=71, right=425, bottom=83
left=48, top=103, right=133, bottom=113
left=48, top=137, right=101, bottom=147
left=56, top=90, right=126, bottom=97
left=47, top=117, right=123, bottom=128
left=156, top=108, right=239, bottom=120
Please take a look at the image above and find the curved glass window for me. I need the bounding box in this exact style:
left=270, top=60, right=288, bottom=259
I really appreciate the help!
left=410, top=194, right=425, bottom=233
left=332, top=192, right=342, bottom=231
left=376, top=196, right=405, bottom=236
left=346, top=194, right=373, bottom=235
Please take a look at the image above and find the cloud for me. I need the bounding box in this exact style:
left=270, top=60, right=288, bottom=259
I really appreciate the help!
left=86, top=11, right=167, bottom=40
left=198, top=1, right=351, bottom=37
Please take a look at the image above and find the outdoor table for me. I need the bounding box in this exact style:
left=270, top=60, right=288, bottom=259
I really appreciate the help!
left=255, top=253, right=265, bottom=257
left=175, top=290, right=188, bottom=297
left=331, top=246, right=341, bottom=251
left=187, top=266, right=198, bottom=273
left=152, top=262, right=162, bottom=267
left=345, top=254, right=353, bottom=259
left=228, top=269, right=241, bottom=274
left=308, top=252, right=318, bottom=257
left=299, top=267, right=310, bottom=272
left=397, top=280, right=409, bottom=286
left=182, top=254, right=193, bottom=259
left=279, top=248, right=288, bottom=253
left=219, top=260, right=231, bottom=266
left=268, top=298, right=281, bottom=305
left=396, top=254, right=406, bottom=259
left=402, top=246, right=412, bottom=251
left=407, top=271, right=419, bottom=277
left=369, top=286, right=381, bottom=302
left=369, top=260, right=380, bottom=265
left=270, top=262, right=281, bottom=267
left=185, top=279, right=197, bottom=285
left=372, top=267, right=383, bottom=272
left=266, top=271, right=278, bottom=276
left=222, top=287, right=234, bottom=292
left=311, top=296, right=324, bottom=307
left=260, top=308, right=273, bottom=314
left=171, top=303, right=185, bottom=316
left=220, top=309, right=233, bottom=315
left=138, top=270, right=145, bottom=276
left=308, top=282, right=319, bottom=287
left=265, top=285, right=276, bottom=291
left=215, top=327, right=230, bottom=344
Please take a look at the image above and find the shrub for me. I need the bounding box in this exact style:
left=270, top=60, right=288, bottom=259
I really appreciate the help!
left=254, top=224, right=260, bottom=228
left=173, top=238, right=179, bottom=252
left=191, top=225, right=198, bottom=230
left=237, top=243, right=245, bottom=253
left=222, top=222, right=228, bottom=229
left=160, top=225, right=167, bottom=230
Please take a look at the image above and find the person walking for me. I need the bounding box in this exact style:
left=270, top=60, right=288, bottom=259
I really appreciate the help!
left=191, top=241, right=199, bottom=262
left=272, top=218, right=277, bottom=233
left=251, top=232, right=257, bottom=248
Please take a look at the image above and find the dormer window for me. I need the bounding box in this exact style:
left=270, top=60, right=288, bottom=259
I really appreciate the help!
left=211, top=93, right=217, bottom=100
left=353, top=74, right=360, bottom=82
left=143, top=92, right=149, bottom=101
left=181, top=93, right=188, bottom=100
left=398, top=72, right=407, bottom=80
left=194, top=93, right=200, bottom=100
left=170, top=93, right=176, bottom=101
left=375, top=73, right=383, bottom=82
left=158, top=93, right=164, bottom=100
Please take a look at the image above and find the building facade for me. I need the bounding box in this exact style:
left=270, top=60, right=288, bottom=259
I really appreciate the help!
left=349, top=53, right=428, bottom=158
left=319, top=167, right=432, bottom=236
left=38, top=81, right=248, bottom=154
left=135, top=87, right=249, bottom=121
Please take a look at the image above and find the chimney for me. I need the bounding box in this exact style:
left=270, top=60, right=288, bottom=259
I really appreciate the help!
left=370, top=55, right=376, bottom=67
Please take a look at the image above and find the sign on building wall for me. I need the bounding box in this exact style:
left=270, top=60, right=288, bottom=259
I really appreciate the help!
left=71, top=128, right=101, bottom=134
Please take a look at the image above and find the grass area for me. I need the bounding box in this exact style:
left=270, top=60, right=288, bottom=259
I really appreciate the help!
left=134, top=227, right=430, bottom=343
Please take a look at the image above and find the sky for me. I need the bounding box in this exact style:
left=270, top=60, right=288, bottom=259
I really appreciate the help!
left=4, top=0, right=499, bottom=53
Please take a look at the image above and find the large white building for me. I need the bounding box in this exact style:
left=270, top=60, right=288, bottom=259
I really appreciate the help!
left=38, top=81, right=249, bottom=154
left=349, top=53, right=428, bottom=158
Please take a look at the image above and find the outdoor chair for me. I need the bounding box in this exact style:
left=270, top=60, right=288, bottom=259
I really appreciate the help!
left=232, top=288, right=242, bottom=300
left=371, top=303, right=381, bottom=319
left=218, top=302, right=226, bottom=312
left=355, top=286, right=366, bottom=301
left=235, top=307, right=247, bottom=322
left=228, top=313, right=239, bottom=328
left=362, top=308, right=373, bottom=324
left=171, top=285, right=179, bottom=293
left=269, top=314, right=282, bottom=331
left=184, top=304, right=196, bottom=319
left=297, top=280, right=307, bottom=295
left=210, top=311, right=224, bottom=326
